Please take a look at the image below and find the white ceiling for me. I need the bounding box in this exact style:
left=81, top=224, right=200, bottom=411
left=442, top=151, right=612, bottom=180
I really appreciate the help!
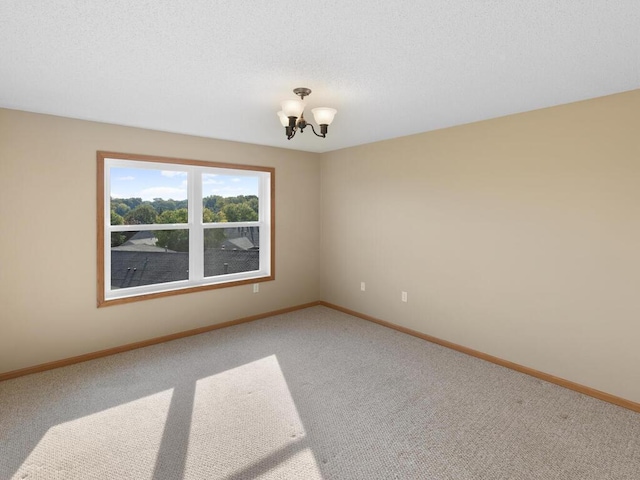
left=1, top=1, right=638, bottom=153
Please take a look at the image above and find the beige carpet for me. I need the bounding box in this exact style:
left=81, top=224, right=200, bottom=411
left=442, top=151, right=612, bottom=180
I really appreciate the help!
left=1, top=306, right=639, bottom=479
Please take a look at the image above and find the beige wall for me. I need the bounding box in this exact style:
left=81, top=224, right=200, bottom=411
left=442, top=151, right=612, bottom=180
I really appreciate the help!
left=320, top=89, right=640, bottom=403
left=0, top=109, right=320, bottom=373
left=2, top=90, right=639, bottom=404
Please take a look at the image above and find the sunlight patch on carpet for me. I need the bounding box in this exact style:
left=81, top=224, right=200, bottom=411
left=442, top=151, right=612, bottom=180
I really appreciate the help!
left=187, top=354, right=322, bottom=479
left=15, top=389, right=173, bottom=479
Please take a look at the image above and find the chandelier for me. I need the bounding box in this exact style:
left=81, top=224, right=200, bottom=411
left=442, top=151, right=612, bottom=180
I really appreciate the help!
left=277, top=88, right=337, bottom=140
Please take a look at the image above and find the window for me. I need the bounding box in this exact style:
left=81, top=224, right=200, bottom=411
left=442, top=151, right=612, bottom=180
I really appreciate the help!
left=97, top=151, right=274, bottom=306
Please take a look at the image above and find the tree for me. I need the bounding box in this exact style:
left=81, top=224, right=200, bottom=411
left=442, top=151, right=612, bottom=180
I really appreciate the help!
left=154, top=208, right=188, bottom=251
left=202, top=208, right=227, bottom=248
left=224, top=195, right=244, bottom=205
left=124, top=204, right=157, bottom=225
left=204, top=229, right=227, bottom=249
left=111, top=197, right=143, bottom=210
left=112, top=202, right=130, bottom=216
left=247, top=197, right=259, bottom=215
left=110, top=211, right=126, bottom=247
left=222, top=203, right=258, bottom=222
left=203, top=207, right=227, bottom=223
left=151, top=198, right=176, bottom=215
left=110, top=210, right=124, bottom=226
left=156, top=208, right=188, bottom=224
left=203, top=195, right=225, bottom=213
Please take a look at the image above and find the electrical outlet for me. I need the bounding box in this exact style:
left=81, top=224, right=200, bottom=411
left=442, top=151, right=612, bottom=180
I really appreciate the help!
left=361, top=282, right=366, bottom=292
left=253, top=284, right=259, bottom=293
left=401, top=291, right=408, bottom=303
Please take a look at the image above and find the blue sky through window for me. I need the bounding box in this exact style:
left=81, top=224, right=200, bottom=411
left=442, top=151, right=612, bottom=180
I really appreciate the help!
left=111, top=168, right=259, bottom=200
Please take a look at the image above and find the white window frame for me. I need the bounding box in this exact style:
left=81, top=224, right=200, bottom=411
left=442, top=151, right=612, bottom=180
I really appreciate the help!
left=97, top=151, right=274, bottom=307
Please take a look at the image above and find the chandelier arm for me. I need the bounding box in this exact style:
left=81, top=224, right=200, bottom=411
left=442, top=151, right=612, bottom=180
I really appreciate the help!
left=287, top=127, right=297, bottom=140
left=309, top=123, right=326, bottom=138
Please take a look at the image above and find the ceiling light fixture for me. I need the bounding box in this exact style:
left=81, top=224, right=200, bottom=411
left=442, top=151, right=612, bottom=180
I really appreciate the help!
left=277, top=88, right=337, bottom=140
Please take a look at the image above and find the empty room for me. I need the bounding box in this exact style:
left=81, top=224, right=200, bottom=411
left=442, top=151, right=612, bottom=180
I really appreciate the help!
left=1, top=2, right=639, bottom=479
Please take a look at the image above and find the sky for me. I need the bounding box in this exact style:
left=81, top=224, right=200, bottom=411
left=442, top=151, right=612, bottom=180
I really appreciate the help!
left=110, top=167, right=259, bottom=201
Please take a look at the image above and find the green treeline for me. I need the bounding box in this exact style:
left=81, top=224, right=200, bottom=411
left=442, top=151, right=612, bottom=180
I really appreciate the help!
left=110, top=195, right=259, bottom=250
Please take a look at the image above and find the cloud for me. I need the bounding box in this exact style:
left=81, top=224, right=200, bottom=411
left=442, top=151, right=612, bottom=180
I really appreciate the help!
left=116, top=176, right=135, bottom=181
left=204, top=185, right=255, bottom=196
left=203, top=178, right=225, bottom=185
left=139, top=187, right=187, bottom=201
left=231, top=178, right=241, bottom=182
left=161, top=171, right=187, bottom=178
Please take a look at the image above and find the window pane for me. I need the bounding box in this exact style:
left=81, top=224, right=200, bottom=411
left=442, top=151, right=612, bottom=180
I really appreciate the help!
left=202, top=174, right=259, bottom=222
left=100, top=153, right=273, bottom=306
left=204, top=227, right=260, bottom=277
left=111, top=230, right=189, bottom=289
left=110, top=167, right=188, bottom=225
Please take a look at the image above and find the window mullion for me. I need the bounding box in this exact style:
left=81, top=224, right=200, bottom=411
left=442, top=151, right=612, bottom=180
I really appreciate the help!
left=110, top=223, right=187, bottom=232
left=105, top=160, right=113, bottom=296
left=259, top=172, right=270, bottom=274
left=189, top=168, right=204, bottom=281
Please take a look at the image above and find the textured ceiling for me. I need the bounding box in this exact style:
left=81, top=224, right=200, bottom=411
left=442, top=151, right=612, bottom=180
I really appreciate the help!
left=1, top=1, right=638, bottom=153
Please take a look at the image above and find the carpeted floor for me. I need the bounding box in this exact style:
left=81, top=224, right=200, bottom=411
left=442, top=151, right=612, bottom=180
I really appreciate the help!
left=1, top=306, right=639, bottom=479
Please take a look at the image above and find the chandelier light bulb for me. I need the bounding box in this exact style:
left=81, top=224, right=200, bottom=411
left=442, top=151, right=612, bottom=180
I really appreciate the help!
left=277, top=111, right=289, bottom=127
left=311, top=107, right=337, bottom=126
left=281, top=99, right=305, bottom=118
